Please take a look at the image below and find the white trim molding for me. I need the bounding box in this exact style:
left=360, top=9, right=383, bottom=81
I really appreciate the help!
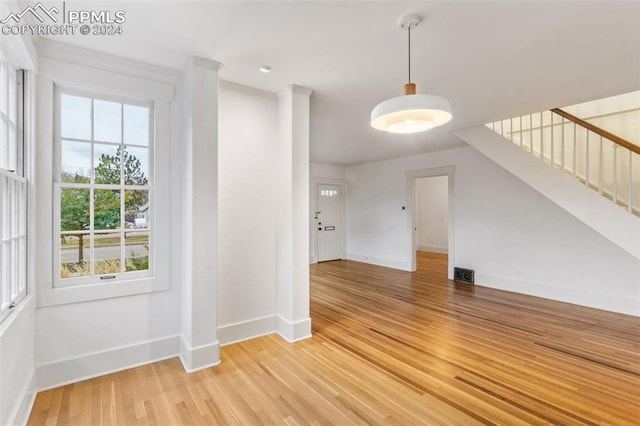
left=416, top=245, right=448, bottom=254
left=36, top=38, right=179, bottom=87
left=36, top=335, right=180, bottom=391
left=218, top=315, right=278, bottom=347
left=406, top=166, right=456, bottom=279
left=7, top=370, right=35, bottom=426
left=476, top=274, right=640, bottom=317
left=346, top=252, right=412, bottom=272
left=277, top=316, right=312, bottom=343
left=35, top=56, right=173, bottom=307
left=179, top=337, right=221, bottom=373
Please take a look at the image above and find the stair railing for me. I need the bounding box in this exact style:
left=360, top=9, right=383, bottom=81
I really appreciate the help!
left=486, top=109, right=639, bottom=216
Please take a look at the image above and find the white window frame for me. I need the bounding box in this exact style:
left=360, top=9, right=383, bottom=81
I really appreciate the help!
left=35, top=48, right=173, bottom=307
left=53, top=86, right=155, bottom=287
left=0, top=58, right=26, bottom=324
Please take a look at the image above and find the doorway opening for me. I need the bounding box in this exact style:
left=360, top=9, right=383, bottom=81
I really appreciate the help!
left=407, top=167, right=454, bottom=279
left=415, top=176, right=449, bottom=277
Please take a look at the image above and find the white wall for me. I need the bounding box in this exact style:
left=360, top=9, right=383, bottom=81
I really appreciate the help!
left=415, top=176, right=448, bottom=253
left=217, top=82, right=278, bottom=345
left=311, top=163, right=347, bottom=181
left=346, top=146, right=640, bottom=316
left=0, top=297, right=35, bottom=425
left=563, top=90, right=640, bottom=144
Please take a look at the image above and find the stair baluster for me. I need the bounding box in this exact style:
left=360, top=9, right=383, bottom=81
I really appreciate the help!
left=486, top=107, right=639, bottom=217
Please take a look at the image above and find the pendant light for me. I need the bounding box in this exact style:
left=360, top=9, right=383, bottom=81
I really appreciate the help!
left=370, top=14, right=452, bottom=134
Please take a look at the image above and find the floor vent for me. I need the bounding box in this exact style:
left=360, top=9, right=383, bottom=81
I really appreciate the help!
left=454, top=267, right=475, bottom=284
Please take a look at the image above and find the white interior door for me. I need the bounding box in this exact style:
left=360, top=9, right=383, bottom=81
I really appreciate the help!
left=317, top=184, right=342, bottom=262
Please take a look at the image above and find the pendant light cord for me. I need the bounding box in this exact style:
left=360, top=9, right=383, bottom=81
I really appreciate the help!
left=408, top=25, right=411, bottom=83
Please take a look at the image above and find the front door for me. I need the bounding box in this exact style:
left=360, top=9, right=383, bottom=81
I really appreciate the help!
left=317, top=184, right=342, bottom=262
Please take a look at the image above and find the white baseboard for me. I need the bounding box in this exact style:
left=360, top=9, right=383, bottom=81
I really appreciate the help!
left=8, top=370, right=36, bottom=426
left=476, top=274, right=640, bottom=317
left=218, top=315, right=277, bottom=347
left=179, top=336, right=221, bottom=373
left=277, top=316, right=312, bottom=342
left=36, top=335, right=180, bottom=391
left=416, top=245, right=448, bottom=254
left=346, top=252, right=411, bottom=271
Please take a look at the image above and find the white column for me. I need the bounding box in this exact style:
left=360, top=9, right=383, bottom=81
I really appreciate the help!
left=276, top=84, right=312, bottom=342
left=180, top=57, right=222, bottom=372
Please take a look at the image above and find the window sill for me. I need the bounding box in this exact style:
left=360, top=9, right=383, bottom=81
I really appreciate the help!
left=37, top=276, right=169, bottom=307
left=0, top=294, right=34, bottom=335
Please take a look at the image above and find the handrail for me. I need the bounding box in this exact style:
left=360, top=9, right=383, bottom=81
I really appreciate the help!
left=551, top=108, right=640, bottom=155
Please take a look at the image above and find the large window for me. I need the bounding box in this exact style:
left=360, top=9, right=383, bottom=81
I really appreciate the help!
left=0, top=52, right=26, bottom=323
left=55, top=89, right=153, bottom=286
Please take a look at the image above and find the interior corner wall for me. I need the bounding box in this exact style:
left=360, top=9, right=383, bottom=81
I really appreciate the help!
left=415, top=176, right=448, bottom=253
left=346, top=146, right=640, bottom=316
left=310, top=163, right=347, bottom=181
left=0, top=297, right=35, bottom=426
left=217, top=83, right=278, bottom=345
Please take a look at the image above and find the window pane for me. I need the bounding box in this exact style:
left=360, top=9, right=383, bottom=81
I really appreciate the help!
left=94, top=100, right=121, bottom=143
left=7, top=123, right=15, bottom=172
left=18, top=237, right=25, bottom=292
left=124, top=105, right=149, bottom=146
left=0, top=119, right=7, bottom=170
left=94, top=143, right=120, bottom=184
left=56, top=92, right=154, bottom=285
left=125, top=230, right=148, bottom=272
left=0, top=62, right=6, bottom=116
left=61, top=140, right=91, bottom=183
left=94, top=189, right=121, bottom=230
left=1, top=244, right=8, bottom=308
left=17, top=184, right=25, bottom=234
left=9, top=239, right=16, bottom=298
left=123, top=146, right=149, bottom=185
left=8, top=69, right=16, bottom=123
left=61, top=95, right=91, bottom=140
left=9, top=179, right=16, bottom=237
left=60, top=188, right=90, bottom=231
left=2, top=177, right=10, bottom=237
left=125, top=190, right=149, bottom=229
left=60, top=233, right=90, bottom=278
left=94, top=232, right=121, bottom=274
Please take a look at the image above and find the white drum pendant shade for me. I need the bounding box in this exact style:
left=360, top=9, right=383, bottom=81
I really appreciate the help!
left=371, top=14, right=452, bottom=134
left=370, top=93, right=452, bottom=134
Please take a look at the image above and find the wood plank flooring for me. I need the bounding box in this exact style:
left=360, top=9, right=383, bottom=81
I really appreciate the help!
left=28, top=252, right=640, bottom=425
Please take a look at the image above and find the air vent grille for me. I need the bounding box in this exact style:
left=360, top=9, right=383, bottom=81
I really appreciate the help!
left=454, top=267, right=474, bottom=284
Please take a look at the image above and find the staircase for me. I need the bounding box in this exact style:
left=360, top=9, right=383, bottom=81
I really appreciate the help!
left=453, top=107, right=640, bottom=260
left=485, top=108, right=639, bottom=217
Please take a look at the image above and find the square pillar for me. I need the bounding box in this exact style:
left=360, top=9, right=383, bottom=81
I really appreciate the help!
left=180, top=57, right=222, bottom=371
left=276, top=84, right=313, bottom=342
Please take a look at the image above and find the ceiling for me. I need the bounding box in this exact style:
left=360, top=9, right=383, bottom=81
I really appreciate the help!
left=39, top=1, right=640, bottom=166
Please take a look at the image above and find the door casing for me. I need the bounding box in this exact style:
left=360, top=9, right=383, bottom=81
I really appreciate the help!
left=406, top=166, right=455, bottom=279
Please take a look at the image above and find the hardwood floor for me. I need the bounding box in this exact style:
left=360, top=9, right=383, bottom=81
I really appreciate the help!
left=28, top=252, right=640, bottom=425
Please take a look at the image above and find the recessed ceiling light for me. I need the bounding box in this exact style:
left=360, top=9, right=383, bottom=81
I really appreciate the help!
left=259, top=65, right=272, bottom=73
